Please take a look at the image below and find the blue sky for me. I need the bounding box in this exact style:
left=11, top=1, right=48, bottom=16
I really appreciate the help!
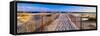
left=17, top=3, right=96, bottom=13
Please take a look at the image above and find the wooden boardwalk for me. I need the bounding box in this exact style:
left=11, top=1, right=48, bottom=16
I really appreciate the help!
left=44, top=14, right=79, bottom=31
